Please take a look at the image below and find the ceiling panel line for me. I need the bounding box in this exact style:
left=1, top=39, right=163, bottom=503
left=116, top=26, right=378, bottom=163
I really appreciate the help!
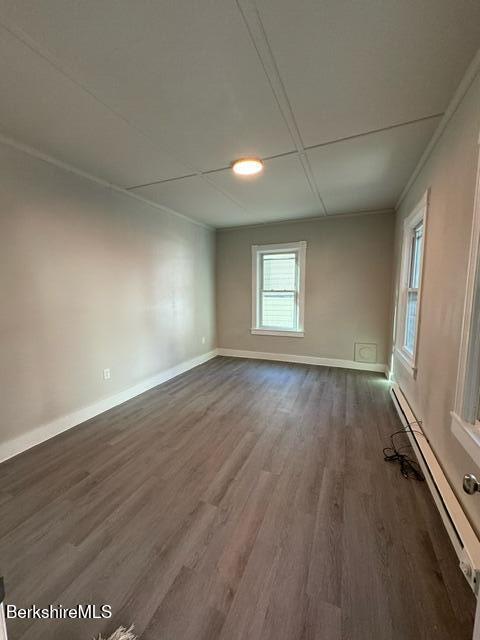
left=0, top=131, right=213, bottom=230
left=219, top=208, right=394, bottom=232
left=1, top=4, right=465, bottom=227
left=199, top=173, right=258, bottom=221
left=127, top=173, right=198, bottom=191
left=0, top=18, right=196, bottom=177
left=0, top=14, right=258, bottom=222
left=397, top=48, right=480, bottom=209
left=125, top=112, right=442, bottom=190
left=235, top=0, right=328, bottom=215
left=304, top=113, right=444, bottom=153
left=128, top=172, right=256, bottom=221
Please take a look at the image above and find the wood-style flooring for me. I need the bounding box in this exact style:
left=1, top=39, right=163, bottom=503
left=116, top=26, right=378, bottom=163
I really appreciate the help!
left=0, top=356, right=475, bottom=639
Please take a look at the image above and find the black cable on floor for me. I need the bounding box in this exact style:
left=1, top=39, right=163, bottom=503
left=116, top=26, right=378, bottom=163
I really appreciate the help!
left=383, top=424, right=425, bottom=481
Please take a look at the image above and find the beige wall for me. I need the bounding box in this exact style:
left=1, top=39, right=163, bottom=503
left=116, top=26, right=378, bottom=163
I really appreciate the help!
left=0, top=143, right=215, bottom=451
left=216, top=213, right=394, bottom=366
left=391, top=72, right=480, bottom=532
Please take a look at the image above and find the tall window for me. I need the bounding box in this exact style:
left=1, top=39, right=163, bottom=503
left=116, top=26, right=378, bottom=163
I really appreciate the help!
left=404, top=221, right=424, bottom=354
left=251, top=242, right=306, bottom=336
left=396, top=192, right=428, bottom=373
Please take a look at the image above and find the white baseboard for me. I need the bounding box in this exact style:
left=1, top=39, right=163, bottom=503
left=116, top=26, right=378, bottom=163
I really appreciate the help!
left=217, top=348, right=387, bottom=373
left=390, top=383, right=480, bottom=595
left=0, top=350, right=218, bottom=464
left=1, top=346, right=386, bottom=464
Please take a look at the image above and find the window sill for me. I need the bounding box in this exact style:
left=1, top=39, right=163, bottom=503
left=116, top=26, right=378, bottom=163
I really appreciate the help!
left=251, top=328, right=304, bottom=337
left=451, top=411, right=480, bottom=467
left=394, top=346, right=417, bottom=377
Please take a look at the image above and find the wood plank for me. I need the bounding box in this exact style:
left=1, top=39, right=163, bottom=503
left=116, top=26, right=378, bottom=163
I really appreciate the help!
left=0, top=357, right=474, bottom=640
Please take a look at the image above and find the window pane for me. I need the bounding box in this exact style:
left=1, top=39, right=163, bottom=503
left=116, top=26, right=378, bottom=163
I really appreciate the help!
left=261, top=292, right=296, bottom=329
left=405, top=290, right=418, bottom=354
left=409, top=223, right=423, bottom=288
left=262, top=253, right=296, bottom=290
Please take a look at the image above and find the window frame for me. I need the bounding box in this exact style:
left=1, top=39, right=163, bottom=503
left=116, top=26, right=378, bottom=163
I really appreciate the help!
left=403, top=221, right=423, bottom=355
left=251, top=241, right=306, bottom=337
left=395, top=190, right=429, bottom=375
left=451, top=134, right=480, bottom=463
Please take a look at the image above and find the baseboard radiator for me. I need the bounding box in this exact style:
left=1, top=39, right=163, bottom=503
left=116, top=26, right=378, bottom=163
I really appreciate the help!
left=390, top=383, right=480, bottom=595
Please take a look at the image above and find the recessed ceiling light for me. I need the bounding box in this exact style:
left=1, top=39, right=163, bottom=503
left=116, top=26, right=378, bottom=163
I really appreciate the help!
left=232, top=158, right=264, bottom=176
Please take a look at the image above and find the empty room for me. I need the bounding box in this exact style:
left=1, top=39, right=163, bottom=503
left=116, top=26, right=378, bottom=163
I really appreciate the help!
left=1, top=2, right=480, bottom=639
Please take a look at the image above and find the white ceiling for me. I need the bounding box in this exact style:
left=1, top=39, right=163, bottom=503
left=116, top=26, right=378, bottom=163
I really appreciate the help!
left=0, top=1, right=478, bottom=227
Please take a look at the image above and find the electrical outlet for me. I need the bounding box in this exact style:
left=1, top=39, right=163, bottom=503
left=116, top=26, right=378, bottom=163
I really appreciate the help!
left=201, top=336, right=206, bottom=345
left=103, top=368, right=111, bottom=380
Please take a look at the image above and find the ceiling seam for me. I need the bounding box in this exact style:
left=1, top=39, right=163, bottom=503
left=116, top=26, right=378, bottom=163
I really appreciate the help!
left=125, top=112, right=443, bottom=190
left=0, top=17, right=256, bottom=221
left=127, top=173, right=198, bottom=190
left=396, top=48, right=480, bottom=209
left=303, top=112, right=444, bottom=151
left=0, top=19, right=195, bottom=176
left=235, top=0, right=328, bottom=215
left=237, top=0, right=312, bottom=153
left=0, top=131, right=214, bottom=230
left=0, top=9, right=454, bottom=225
left=194, top=172, right=257, bottom=220
left=218, top=208, right=395, bottom=232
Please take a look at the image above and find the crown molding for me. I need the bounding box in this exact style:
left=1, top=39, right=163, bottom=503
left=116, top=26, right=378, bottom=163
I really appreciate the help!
left=0, top=132, right=213, bottom=230
left=396, top=47, right=480, bottom=209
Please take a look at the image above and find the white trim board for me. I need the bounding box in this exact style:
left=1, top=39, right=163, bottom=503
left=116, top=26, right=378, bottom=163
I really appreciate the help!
left=397, top=48, right=480, bottom=208
left=450, top=132, right=480, bottom=460
left=217, top=348, right=387, bottom=374
left=394, top=189, right=429, bottom=376
left=0, top=350, right=217, bottom=464
left=0, top=133, right=212, bottom=231
left=390, top=383, right=480, bottom=598
left=251, top=241, right=306, bottom=336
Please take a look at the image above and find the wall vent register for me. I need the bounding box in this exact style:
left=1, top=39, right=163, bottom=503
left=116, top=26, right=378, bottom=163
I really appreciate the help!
left=354, top=342, right=377, bottom=364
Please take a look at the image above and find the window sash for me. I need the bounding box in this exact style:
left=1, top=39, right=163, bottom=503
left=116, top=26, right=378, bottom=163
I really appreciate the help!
left=408, top=223, right=423, bottom=289
left=401, top=220, right=424, bottom=356
left=259, top=251, right=299, bottom=330
left=251, top=242, right=306, bottom=335
left=260, top=291, right=298, bottom=330
left=404, top=288, right=419, bottom=355
left=395, top=191, right=428, bottom=372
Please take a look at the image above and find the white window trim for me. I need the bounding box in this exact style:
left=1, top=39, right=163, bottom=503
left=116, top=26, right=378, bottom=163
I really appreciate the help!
left=451, top=132, right=480, bottom=463
left=251, top=241, right=306, bottom=337
left=394, top=190, right=429, bottom=377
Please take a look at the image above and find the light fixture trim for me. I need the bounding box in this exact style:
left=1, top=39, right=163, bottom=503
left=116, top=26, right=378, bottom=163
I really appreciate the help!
left=232, top=157, right=264, bottom=176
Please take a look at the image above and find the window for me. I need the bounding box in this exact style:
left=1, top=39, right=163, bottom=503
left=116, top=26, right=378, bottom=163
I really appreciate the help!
left=251, top=242, right=306, bottom=336
left=395, top=191, right=428, bottom=373
left=404, top=221, right=423, bottom=354
left=451, top=142, right=480, bottom=462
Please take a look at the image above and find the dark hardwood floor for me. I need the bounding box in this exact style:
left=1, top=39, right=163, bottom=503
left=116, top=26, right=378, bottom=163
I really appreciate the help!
left=0, top=356, right=475, bottom=639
